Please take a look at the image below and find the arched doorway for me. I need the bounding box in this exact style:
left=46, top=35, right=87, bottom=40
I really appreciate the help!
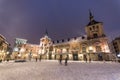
left=72, top=51, right=78, bottom=60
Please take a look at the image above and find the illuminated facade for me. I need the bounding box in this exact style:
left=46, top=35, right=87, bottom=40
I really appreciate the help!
left=111, top=37, right=120, bottom=56
left=0, top=34, right=9, bottom=61
left=39, top=32, right=52, bottom=59
left=51, top=11, right=111, bottom=61
left=12, top=38, right=40, bottom=60
left=12, top=38, right=27, bottom=59
left=12, top=11, right=112, bottom=61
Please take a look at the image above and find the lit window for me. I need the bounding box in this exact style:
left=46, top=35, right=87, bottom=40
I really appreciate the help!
left=96, top=46, right=101, bottom=52
left=82, top=47, right=86, bottom=53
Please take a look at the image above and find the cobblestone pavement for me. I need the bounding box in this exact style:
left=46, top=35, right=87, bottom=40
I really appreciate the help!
left=0, top=60, right=120, bottom=80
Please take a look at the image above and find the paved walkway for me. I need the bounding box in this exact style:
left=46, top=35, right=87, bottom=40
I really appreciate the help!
left=0, top=60, right=120, bottom=80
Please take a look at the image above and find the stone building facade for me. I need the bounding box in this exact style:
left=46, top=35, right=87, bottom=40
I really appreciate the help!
left=12, top=11, right=112, bottom=61
left=111, top=37, right=120, bottom=57
left=51, top=11, right=111, bottom=61
left=0, top=34, right=9, bottom=61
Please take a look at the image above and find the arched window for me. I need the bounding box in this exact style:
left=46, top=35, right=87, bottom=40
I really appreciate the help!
left=96, top=46, right=101, bottom=52
left=82, top=44, right=87, bottom=53
left=93, top=33, right=98, bottom=38
left=82, top=47, right=86, bottom=53
left=96, top=26, right=99, bottom=29
left=89, top=27, right=92, bottom=31
left=93, top=26, right=95, bottom=30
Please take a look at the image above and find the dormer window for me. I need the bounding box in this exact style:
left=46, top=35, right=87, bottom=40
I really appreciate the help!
left=89, top=27, right=92, bottom=31
left=57, top=40, right=59, bottom=43
left=62, top=39, right=64, bottom=42
left=74, top=37, right=77, bottom=40
left=82, top=36, right=85, bottom=39
left=68, top=38, right=70, bottom=41
left=96, top=26, right=99, bottom=29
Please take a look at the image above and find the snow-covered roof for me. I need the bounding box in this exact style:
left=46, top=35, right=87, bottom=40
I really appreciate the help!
left=0, top=34, right=6, bottom=40
left=53, top=35, right=87, bottom=45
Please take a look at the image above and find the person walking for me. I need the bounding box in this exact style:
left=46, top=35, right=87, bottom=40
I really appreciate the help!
left=65, top=55, right=68, bottom=66
left=84, top=55, right=87, bottom=63
left=35, top=57, right=38, bottom=62
left=59, top=55, right=62, bottom=64
left=29, top=52, right=32, bottom=61
left=39, top=55, right=41, bottom=61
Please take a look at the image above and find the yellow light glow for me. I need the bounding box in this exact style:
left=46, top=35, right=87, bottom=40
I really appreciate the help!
left=78, top=54, right=83, bottom=57
left=33, top=54, right=37, bottom=57
left=69, top=54, right=72, bottom=58
left=20, top=48, right=25, bottom=53
left=25, top=54, right=28, bottom=57
left=2, top=50, right=4, bottom=53
left=52, top=54, right=54, bottom=57
left=89, top=46, right=93, bottom=50
left=104, top=45, right=110, bottom=53
left=18, top=54, right=21, bottom=57
left=62, top=48, right=67, bottom=53
left=7, top=52, right=9, bottom=54
left=57, top=49, right=61, bottom=53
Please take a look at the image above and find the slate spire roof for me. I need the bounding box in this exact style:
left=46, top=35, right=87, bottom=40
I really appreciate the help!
left=87, top=10, right=101, bottom=26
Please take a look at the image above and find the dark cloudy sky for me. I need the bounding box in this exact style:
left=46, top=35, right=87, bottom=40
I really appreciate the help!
left=0, top=0, right=120, bottom=47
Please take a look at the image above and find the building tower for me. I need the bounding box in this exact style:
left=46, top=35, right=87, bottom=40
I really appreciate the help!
left=85, top=10, right=106, bottom=39
left=39, top=29, right=52, bottom=59
left=84, top=10, right=112, bottom=61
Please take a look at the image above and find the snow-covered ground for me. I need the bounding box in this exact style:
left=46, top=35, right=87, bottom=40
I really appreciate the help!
left=0, top=60, right=120, bottom=80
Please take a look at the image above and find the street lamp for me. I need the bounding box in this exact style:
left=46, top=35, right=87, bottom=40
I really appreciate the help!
left=117, top=53, right=120, bottom=58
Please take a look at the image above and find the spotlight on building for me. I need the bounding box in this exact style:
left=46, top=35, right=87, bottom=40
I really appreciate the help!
left=89, top=46, right=93, bottom=51
left=14, top=47, right=19, bottom=52
left=6, top=51, right=9, bottom=55
left=117, top=53, right=120, bottom=58
left=20, top=48, right=25, bottom=53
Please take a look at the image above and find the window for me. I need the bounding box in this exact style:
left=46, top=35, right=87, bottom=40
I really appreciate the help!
left=89, top=27, right=92, bottom=31
left=96, top=46, right=101, bottom=52
left=82, top=36, right=85, bottom=39
left=57, top=40, right=59, bottom=43
left=68, top=38, right=70, bottom=41
left=96, top=26, right=99, bottom=29
left=62, top=39, right=64, bottom=42
left=93, top=33, right=98, bottom=38
left=74, top=37, right=77, bottom=40
left=82, top=47, right=86, bottom=53
left=66, top=48, right=69, bottom=52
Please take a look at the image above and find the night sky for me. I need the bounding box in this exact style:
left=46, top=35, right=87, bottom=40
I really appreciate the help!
left=0, top=0, right=120, bottom=47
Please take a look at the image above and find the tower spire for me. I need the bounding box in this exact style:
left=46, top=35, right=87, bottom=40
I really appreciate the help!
left=45, top=28, right=48, bottom=36
left=89, top=9, right=94, bottom=22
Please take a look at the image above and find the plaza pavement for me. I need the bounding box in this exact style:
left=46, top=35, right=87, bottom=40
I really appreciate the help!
left=0, top=60, right=120, bottom=80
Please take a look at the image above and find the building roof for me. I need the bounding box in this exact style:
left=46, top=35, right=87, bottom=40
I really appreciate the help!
left=114, top=37, right=120, bottom=40
left=87, top=10, right=102, bottom=26
left=0, top=34, right=6, bottom=40
left=52, top=35, right=87, bottom=45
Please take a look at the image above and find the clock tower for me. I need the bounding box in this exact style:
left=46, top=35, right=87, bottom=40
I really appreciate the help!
left=85, top=10, right=106, bottom=39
